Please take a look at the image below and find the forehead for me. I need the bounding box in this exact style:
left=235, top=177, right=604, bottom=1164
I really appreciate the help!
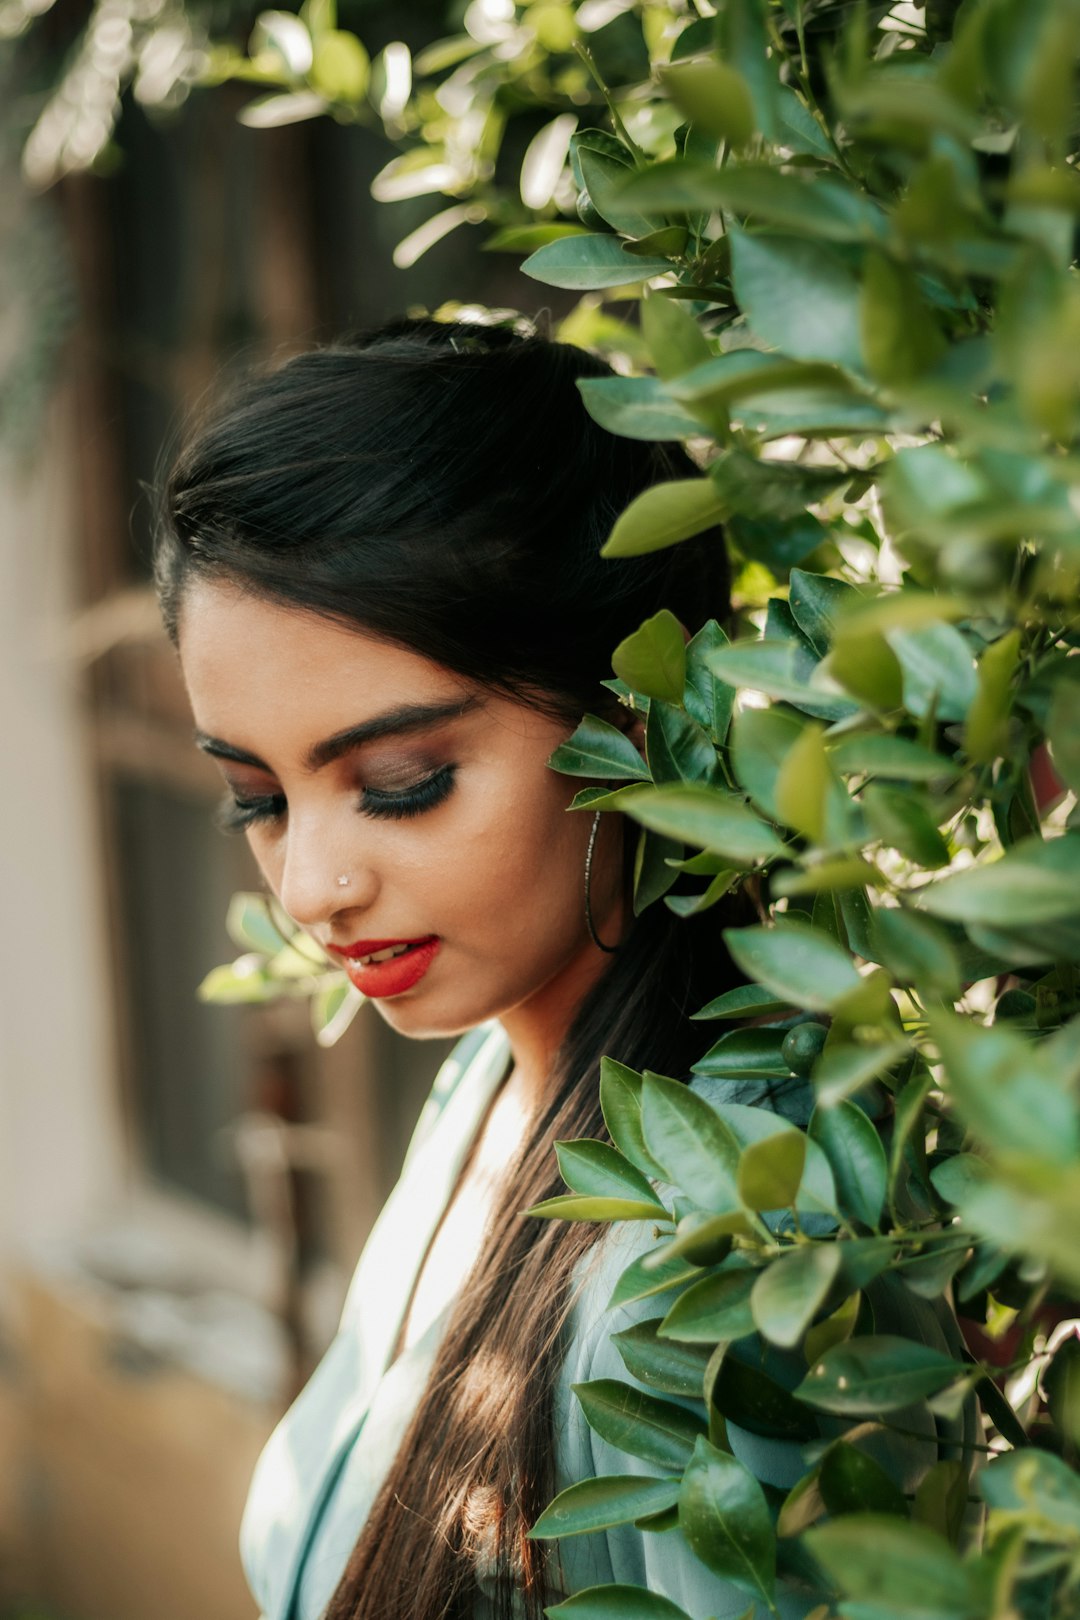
left=177, top=577, right=469, bottom=735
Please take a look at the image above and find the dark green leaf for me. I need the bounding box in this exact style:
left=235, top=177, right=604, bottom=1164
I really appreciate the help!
left=620, top=784, right=786, bottom=864
left=819, top=1440, right=909, bottom=1518
left=546, top=1584, right=694, bottom=1620
left=806, top=1517, right=975, bottom=1611
left=730, top=229, right=864, bottom=370
left=795, top=1335, right=967, bottom=1414
left=645, top=701, right=716, bottom=785
left=658, top=1265, right=757, bottom=1343
left=788, top=569, right=860, bottom=657
left=863, top=784, right=951, bottom=867
left=611, top=1319, right=713, bottom=1398
left=684, top=620, right=734, bottom=744
left=609, top=1247, right=706, bottom=1310
left=678, top=1436, right=776, bottom=1603
left=548, top=714, right=648, bottom=780
left=576, top=376, right=701, bottom=443
left=572, top=1378, right=706, bottom=1471
left=692, top=983, right=792, bottom=1022
left=706, top=641, right=859, bottom=721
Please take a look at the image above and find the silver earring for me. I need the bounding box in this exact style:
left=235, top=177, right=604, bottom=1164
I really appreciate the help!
left=337, top=875, right=350, bottom=888
left=585, top=810, right=619, bottom=954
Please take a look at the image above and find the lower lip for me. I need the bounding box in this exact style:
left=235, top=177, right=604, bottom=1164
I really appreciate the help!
left=339, top=937, right=441, bottom=998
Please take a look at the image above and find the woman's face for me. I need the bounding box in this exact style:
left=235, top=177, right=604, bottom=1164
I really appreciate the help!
left=177, top=578, right=626, bottom=1054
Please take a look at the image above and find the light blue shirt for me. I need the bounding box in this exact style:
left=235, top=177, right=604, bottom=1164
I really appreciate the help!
left=239, top=1022, right=976, bottom=1620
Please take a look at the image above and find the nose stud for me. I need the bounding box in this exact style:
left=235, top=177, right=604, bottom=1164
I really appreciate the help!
left=337, top=875, right=350, bottom=887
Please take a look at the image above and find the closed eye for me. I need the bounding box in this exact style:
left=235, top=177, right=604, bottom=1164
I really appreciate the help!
left=214, top=765, right=457, bottom=835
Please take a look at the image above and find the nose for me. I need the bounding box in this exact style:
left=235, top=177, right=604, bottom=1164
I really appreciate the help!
left=275, top=813, right=380, bottom=933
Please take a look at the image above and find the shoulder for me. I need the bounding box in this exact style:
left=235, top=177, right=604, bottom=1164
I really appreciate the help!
left=401, top=1020, right=509, bottom=1172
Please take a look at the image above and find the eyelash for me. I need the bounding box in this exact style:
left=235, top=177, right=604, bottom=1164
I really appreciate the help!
left=214, top=765, right=457, bottom=835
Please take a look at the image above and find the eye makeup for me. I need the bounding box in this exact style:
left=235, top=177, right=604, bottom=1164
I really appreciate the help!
left=214, top=763, right=458, bottom=835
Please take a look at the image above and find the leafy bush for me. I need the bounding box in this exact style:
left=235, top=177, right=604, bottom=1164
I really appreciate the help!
left=176, top=0, right=1080, bottom=1612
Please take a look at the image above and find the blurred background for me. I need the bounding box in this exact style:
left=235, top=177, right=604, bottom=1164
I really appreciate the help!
left=0, top=2, right=591, bottom=1616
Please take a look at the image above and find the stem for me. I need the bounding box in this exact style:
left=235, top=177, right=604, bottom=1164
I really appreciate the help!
left=573, top=42, right=647, bottom=164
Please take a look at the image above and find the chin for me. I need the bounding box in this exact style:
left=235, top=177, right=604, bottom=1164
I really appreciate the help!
left=369, top=995, right=493, bottom=1042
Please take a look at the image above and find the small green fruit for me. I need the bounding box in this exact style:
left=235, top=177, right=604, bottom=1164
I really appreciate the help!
left=781, top=1022, right=829, bottom=1077
left=673, top=1212, right=734, bottom=1267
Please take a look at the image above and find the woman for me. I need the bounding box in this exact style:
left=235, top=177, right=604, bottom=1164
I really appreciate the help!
left=154, top=316, right=972, bottom=1620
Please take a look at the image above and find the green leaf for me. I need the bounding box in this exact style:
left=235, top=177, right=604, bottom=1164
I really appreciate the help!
left=609, top=1248, right=705, bottom=1310
left=692, top=983, right=792, bottom=1022
left=874, top=908, right=962, bottom=998
left=545, top=1585, right=694, bottom=1620
left=601, top=479, right=727, bottom=559
left=658, top=1265, right=757, bottom=1343
left=751, top=1243, right=841, bottom=1348
left=309, top=29, right=369, bottom=99
left=684, top=620, right=734, bottom=744
left=788, top=569, right=860, bottom=657
left=919, top=834, right=1080, bottom=927
left=965, top=628, right=1021, bottom=764
left=572, top=1379, right=706, bottom=1471
left=812, top=1037, right=912, bottom=1107
left=861, top=249, right=945, bottom=384
left=525, top=1195, right=671, bottom=1222
left=729, top=705, right=805, bottom=820
left=600, top=1058, right=668, bottom=1182
left=887, top=622, right=978, bottom=723
left=678, top=1436, right=776, bottom=1604
left=927, top=1008, right=1080, bottom=1165
left=575, top=139, right=653, bottom=239
left=737, top=1130, right=807, bottom=1212
left=819, top=1438, right=909, bottom=1519
left=641, top=1073, right=741, bottom=1210
left=548, top=714, right=648, bottom=780
left=722, top=921, right=861, bottom=1013
left=655, top=164, right=883, bottom=243
left=528, top=1475, right=681, bottom=1540
left=619, top=785, right=786, bottom=864
left=658, top=61, right=755, bottom=148
left=706, top=641, right=859, bottom=722
left=863, top=784, right=950, bottom=868
left=809, top=1101, right=888, bottom=1228
left=795, top=1335, right=968, bottom=1415
left=646, top=702, right=717, bottom=786
left=555, top=1139, right=665, bottom=1210
left=576, top=376, right=701, bottom=443
left=730, top=228, right=863, bottom=370
left=521, top=235, right=673, bottom=289
left=611, top=1319, right=713, bottom=1399
left=824, top=627, right=905, bottom=711
left=640, top=289, right=712, bottom=381
left=774, top=722, right=830, bottom=845
left=913, top=1459, right=971, bottom=1544
left=829, top=734, right=957, bottom=782
left=613, top=611, right=687, bottom=706
left=806, top=1517, right=975, bottom=1612
left=693, top=1027, right=792, bottom=1080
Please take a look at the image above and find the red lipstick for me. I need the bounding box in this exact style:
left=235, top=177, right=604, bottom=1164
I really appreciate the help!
left=328, top=935, right=440, bottom=998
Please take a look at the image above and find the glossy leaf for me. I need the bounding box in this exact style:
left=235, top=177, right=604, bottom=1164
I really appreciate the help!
left=730, top=228, right=863, bottom=370
left=608, top=1248, right=706, bottom=1311
left=546, top=1585, right=694, bottom=1620
left=576, top=376, right=700, bottom=443
left=640, top=289, right=711, bottom=381
left=599, top=1059, right=668, bottom=1183
left=707, top=640, right=859, bottom=722
left=611, top=1319, right=713, bottom=1399
left=796, top=1335, right=968, bottom=1415
left=555, top=1139, right=665, bottom=1210
left=678, top=1437, right=776, bottom=1603
left=806, top=1517, right=976, bottom=1611
left=641, top=1073, right=741, bottom=1210
left=691, top=983, right=791, bottom=1022
left=658, top=1265, right=757, bottom=1343
left=809, top=1100, right=888, bottom=1229
left=819, top=1439, right=909, bottom=1519
left=525, top=1194, right=671, bottom=1222
left=548, top=714, right=648, bottom=781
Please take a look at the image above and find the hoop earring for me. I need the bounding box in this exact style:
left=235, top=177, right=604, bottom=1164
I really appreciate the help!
left=585, top=810, right=620, bottom=954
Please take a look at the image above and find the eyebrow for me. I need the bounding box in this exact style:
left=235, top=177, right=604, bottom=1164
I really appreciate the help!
left=194, top=696, right=481, bottom=774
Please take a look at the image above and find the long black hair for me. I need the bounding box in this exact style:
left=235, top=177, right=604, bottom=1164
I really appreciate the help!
left=155, top=315, right=747, bottom=1620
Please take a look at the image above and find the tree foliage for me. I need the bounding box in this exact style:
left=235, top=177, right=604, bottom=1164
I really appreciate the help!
left=103, top=0, right=1080, bottom=1612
